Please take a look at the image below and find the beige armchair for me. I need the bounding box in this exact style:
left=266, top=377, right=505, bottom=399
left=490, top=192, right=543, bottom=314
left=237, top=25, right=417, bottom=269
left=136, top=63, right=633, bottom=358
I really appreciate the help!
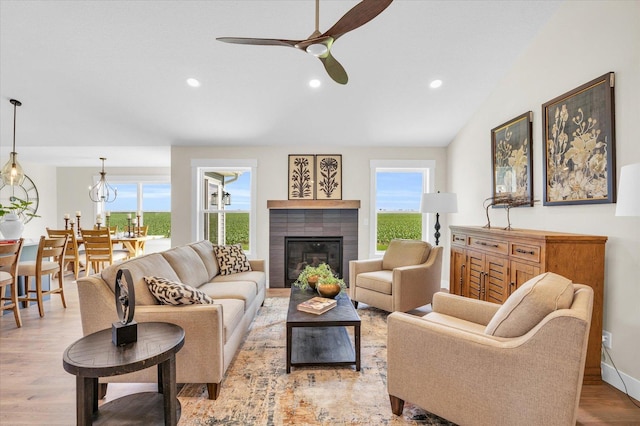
left=349, top=239, right=443, bottom=312
left=387, top=272, right=593, bottom=426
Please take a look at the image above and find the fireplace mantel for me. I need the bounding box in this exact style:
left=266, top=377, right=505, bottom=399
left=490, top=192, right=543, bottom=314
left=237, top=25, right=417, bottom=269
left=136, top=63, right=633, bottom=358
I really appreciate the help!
left=267, top=200, right=360, bottom=209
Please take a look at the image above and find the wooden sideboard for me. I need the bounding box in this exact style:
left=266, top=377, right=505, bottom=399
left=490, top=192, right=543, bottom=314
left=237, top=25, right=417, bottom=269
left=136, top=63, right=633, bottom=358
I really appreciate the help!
left=449, top=226, right=607, bottom=384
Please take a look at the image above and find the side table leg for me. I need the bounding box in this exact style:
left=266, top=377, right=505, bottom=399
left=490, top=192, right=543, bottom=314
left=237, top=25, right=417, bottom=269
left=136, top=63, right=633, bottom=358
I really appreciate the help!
left=286, top=325, right=292, bottom=373
left=76, top=376, right=95, bottom=426
left=159, top=355, right=178, bottom=426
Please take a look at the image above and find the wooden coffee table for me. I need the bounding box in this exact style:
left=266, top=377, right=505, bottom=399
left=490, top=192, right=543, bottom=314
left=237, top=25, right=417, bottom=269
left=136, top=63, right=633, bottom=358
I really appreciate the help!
left=63, top=322, right=185, bottom=426
left=286, top=286, right=361, bottom=373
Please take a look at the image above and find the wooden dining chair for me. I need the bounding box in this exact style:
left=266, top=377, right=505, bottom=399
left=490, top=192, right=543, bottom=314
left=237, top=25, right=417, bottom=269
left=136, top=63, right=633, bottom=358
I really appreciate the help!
left=18, top=235, right=68, bottom=318
left=136, top=225, right=149, bottom=254
left=0, top=239, right=25, bottom=327
left=81, top=229, right=129, bottom=276
left=46, top=228, right=84, bottom=279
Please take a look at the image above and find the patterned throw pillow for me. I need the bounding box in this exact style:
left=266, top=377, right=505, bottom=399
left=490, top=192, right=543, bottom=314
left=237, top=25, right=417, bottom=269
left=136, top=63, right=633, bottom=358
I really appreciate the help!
left=213, top=244, right=252, bottom=276
left=143, top=276, right=215, bottom=305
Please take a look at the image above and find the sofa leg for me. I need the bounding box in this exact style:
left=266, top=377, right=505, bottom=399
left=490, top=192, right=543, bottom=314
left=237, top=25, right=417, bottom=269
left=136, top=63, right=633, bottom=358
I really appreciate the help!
left=98, top=383, right=108, bottom=400
left=207, top=383, right=220, bottom=400
left=389, top=395, right=404, bottom=416
left=352, top=300, right=358, bottom=309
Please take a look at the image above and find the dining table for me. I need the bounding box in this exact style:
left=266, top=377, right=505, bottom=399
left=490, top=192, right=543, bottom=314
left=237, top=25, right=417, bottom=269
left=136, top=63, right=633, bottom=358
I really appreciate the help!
left=76, top=235, right=149, bottom=258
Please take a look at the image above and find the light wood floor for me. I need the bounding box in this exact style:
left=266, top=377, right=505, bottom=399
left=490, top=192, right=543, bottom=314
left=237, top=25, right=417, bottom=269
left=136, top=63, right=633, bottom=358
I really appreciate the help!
left=1, top=278, right=639, bottom=425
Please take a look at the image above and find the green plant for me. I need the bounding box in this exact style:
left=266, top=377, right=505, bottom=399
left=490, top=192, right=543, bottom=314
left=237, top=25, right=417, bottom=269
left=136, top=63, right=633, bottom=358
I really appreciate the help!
left=0, top=197, right=39, bottom=219
left=317, top=274, right=347, bottom=290
left=293, top=263, right=334, bottom=291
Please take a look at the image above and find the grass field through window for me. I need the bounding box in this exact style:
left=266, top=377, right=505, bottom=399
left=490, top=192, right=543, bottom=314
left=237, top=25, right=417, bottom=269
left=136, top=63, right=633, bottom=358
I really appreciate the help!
left=376, top=212, right=422, bottom=250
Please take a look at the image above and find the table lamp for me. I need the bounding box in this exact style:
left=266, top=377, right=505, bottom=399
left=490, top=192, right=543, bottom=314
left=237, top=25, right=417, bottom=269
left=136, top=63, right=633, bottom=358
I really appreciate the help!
left=421, top=192, right=458, bottom=246
left=615, top=163, right=640, bottom=217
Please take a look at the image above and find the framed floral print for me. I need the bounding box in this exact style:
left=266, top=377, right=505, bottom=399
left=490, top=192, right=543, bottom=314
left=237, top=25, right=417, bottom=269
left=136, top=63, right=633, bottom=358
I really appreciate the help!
left=288, top=155, right=315, bottom=200
left=542, top=72, right=616, bottom=206
left=315, top=154, right=342, bottom=200
left=491, top=111, right=533, bottom=205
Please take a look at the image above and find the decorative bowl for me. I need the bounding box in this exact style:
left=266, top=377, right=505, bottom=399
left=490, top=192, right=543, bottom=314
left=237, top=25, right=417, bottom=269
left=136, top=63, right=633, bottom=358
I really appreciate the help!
left=307, top=275, right=318, bottom=289
left=316, top=282, right=341, bottom=299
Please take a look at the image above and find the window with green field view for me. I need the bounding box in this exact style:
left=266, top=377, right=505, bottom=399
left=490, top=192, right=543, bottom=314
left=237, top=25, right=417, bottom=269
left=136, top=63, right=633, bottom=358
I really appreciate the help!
left=104, top=182, right=171, bottom=237
left=374, top=168, right=430, bottom=252
left=204, top=170, right=251, bottom=251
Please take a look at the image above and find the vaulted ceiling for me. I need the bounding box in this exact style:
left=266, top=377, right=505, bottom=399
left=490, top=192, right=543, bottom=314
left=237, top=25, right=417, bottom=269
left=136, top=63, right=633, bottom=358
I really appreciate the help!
left=0, top=0, right=562, bottom=167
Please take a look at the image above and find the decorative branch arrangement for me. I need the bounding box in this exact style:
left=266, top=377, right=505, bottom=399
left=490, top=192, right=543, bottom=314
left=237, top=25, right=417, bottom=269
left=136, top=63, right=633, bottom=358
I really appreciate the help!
left=483, top=194, right=537, bottom=230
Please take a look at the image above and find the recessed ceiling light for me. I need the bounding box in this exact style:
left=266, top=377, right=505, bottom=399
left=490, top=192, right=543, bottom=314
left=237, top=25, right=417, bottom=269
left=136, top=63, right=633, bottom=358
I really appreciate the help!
left=186, top=78, right=201, bottom=87
left=309, top=79, right=321, bottom=88
left=430, top=79, right=443, bottom=89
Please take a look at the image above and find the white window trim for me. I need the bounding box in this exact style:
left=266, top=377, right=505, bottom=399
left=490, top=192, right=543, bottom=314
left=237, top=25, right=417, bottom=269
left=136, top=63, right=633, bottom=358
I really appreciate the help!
left=369, top=159, right=435, bottom=258
left=191, top=159, right=257, bottom=256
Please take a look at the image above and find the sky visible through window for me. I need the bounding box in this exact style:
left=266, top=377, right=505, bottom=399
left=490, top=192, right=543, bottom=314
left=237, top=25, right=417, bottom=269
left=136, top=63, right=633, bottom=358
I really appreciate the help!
left=377, top=172, right=423, bottom=211
left=108, top=183, right=171, bottom=212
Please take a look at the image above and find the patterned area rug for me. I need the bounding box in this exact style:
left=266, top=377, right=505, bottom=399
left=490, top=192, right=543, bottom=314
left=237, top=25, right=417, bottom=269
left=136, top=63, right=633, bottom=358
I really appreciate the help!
left=177, top=297, right=456, bottom=425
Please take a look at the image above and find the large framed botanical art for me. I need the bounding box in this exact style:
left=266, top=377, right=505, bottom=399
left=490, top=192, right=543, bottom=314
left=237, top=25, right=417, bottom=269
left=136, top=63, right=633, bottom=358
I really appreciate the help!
left=288, top=155, right=315, bottom=200
left=542, top=72, right=616, bottom=206
left=491, top=111, right=533, bottom=205
left=315, top=154, right=342, bottom=200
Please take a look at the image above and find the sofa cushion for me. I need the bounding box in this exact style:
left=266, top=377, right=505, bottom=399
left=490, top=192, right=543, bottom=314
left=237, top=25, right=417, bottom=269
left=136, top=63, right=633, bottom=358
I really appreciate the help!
left=211, top=270, right=266, bottom=292
left=485, top=272, right=574, bottom=338
left=213, top=244, right=252, bottom=276
left=144, top=276, right=215, bottom=305
left=189, top=240, right=220, bottom=279
left=162, top=245, right=210, bottom=287
left=198, top=281, right=257, bottom=311
left=355, top=270, right=393, bottom=295
left=102, top=253, right=181, bottom=305
left=382, top=239, right=431, bottom=270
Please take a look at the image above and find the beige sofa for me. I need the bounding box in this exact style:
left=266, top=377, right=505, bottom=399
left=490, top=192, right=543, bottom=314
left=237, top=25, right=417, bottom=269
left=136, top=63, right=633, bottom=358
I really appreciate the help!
left=387, top=272, right=593, bottom=425
left=349, top=239, right=443, bottom=312
left=76, top=240, right=266, bottom=400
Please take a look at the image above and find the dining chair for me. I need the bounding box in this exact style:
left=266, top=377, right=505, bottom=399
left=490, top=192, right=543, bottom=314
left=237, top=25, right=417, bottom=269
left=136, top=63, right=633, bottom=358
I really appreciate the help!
left=81, top=229, right=129, bottom=276
left=0, top=239, right=25, bottom=327
left=136, top=225, right=149, bottom=254
left=18, top=235, right=68, bottom=318
left=46, top=228, right=84, bottom=279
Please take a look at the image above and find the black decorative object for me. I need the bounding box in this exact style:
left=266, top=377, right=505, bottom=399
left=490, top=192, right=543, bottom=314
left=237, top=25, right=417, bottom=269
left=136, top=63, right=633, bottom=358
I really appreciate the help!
left=112, top=268, right=137, bottom=346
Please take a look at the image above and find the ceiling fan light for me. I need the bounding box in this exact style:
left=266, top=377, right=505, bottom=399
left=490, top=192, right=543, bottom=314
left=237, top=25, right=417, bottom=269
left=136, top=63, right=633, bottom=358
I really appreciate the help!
left=306, top=43, right=328, bottom=57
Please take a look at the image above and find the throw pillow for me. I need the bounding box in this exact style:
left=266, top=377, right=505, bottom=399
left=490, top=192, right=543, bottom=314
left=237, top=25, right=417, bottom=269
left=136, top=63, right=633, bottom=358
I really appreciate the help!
left=213, top=244, right=252, bottom=276
left=143, top=276, right=215, bottom=305
left=484, top=272, right=574, bottom=338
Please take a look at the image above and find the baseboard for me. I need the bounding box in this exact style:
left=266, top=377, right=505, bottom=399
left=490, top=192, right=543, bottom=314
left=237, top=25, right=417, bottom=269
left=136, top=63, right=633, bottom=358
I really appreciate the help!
left=601, top=361, right=640, bottom=401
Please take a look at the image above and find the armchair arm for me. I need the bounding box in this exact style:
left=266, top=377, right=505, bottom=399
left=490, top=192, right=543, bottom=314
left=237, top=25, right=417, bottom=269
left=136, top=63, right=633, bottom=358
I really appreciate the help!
left=391, top=246, right=443, bottom=312
left=431, top=292, right=500, bottom=326
left=348, top=258, right=383, bottom=298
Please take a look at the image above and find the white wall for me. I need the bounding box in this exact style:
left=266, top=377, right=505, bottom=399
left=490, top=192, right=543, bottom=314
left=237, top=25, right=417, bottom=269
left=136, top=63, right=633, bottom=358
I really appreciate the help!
left=447, top=1, right=640, bottom=394
left=15, top=162, right=57, bottom=241
left=170, top=144, right=447, bottom=257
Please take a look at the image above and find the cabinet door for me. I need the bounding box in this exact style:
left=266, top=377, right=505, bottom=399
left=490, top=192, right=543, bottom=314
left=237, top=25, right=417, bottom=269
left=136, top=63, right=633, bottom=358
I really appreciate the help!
left=450, top=247, right=466, bottom=296
left=483, top=254, right=510, bottom=304
left=509, top=261, right=541, bottom=296
left=467, top=249, right=484, bottom=300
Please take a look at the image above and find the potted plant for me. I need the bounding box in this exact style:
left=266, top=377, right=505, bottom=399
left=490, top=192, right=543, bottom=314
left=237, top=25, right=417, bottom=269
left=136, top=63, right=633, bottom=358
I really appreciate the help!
left=0, top=197, right=38, bottom=239
left=293, top=262, right=333, bottom=291
left=316, top=274, right=347, bottom=299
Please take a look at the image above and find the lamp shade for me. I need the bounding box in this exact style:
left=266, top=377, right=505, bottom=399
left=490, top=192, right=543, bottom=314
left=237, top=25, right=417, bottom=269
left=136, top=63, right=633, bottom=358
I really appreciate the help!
left=615, top=163, right=640, bottom=216
left=421, top=192, right=458, bottom=214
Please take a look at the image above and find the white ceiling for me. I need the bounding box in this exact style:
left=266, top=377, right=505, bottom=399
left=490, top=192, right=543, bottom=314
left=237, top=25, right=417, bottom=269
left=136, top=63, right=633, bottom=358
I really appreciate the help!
left=0, top=0, right=562, bottom=168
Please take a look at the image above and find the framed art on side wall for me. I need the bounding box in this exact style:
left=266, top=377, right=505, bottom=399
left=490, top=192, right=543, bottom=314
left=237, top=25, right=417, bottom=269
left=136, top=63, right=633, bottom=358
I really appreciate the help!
left=491, top=111, right=533, bottom=205
left=542, top=72, right=616, bottom=206
left=315, top=155, right=342, bottom=200
left=288, top=155, right=315, bottom=200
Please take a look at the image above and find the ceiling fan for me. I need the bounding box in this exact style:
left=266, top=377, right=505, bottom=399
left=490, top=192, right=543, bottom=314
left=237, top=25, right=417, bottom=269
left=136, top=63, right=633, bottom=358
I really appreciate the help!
left=216, top=0, right=393, bottom=85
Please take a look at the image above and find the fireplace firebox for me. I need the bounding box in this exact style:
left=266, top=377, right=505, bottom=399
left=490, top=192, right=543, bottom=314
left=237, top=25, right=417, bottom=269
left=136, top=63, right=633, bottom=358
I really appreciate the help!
left=285, top=236, right=343, bottom=288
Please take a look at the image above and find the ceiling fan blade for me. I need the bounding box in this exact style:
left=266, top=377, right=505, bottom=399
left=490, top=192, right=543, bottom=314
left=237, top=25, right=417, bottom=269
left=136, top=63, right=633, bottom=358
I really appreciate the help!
left=319, top=52, right=348, bottom=85
left=322, top=0, right=393, bottom=41
left=216, top=37, right=298, bottom=48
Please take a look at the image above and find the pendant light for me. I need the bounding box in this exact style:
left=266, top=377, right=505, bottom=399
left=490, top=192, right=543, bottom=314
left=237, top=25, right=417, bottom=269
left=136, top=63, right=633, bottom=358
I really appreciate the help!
left=1, top=99, right=26, bottom=186
left=89, top=157, right=118, bottom=203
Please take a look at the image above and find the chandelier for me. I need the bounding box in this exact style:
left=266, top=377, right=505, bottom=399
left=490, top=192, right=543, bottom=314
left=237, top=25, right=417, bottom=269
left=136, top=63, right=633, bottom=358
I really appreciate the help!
left=89, top=157, right=117, bottom=203
left=1, top=99, right=26, bottom=186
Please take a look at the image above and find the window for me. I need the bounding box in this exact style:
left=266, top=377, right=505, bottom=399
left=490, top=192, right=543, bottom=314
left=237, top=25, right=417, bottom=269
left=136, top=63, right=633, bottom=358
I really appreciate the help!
left=194, top=160, right=256, bottom=254
left=97, top=177, right=171, bottom=237
left=370, top=160, right=435, bottom=255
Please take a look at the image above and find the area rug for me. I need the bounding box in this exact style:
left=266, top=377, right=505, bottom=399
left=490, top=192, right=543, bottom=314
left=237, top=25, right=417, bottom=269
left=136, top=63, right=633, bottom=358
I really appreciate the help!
left=177, top=297, right=456, bottom=425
